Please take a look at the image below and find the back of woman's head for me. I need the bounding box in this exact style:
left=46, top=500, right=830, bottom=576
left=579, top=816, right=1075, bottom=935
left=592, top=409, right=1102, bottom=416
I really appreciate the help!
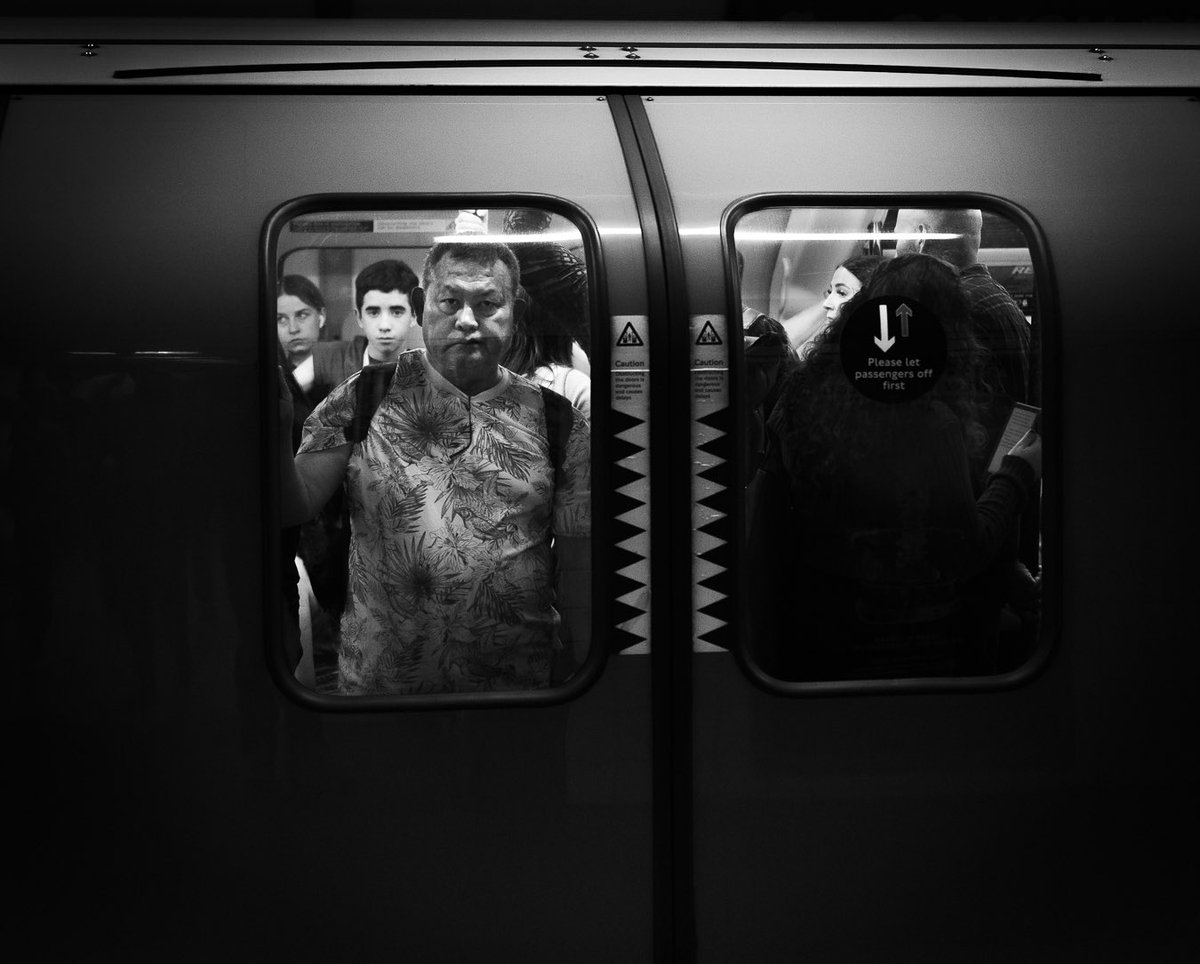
left=861, top=254, right=983, bottom=387
left=859, top=253, right=967, bottom=327
left=771, top=252, right=989, bottom=485
left=501, top=293, right=575, bottom=376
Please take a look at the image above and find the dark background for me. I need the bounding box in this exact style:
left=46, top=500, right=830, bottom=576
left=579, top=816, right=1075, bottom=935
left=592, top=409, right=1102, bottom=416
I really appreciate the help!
left=2, top=1, right=1197, bottom=24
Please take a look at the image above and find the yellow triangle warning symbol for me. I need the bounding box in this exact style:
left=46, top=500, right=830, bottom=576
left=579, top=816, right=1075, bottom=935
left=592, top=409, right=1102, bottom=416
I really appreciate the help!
left=616, top=321, right=644, bottom=347
left=695, top=320, right=722, bottom=345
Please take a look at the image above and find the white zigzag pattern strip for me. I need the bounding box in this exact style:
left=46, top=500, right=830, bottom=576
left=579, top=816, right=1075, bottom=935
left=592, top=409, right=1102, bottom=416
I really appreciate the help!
left=616, top=453, right=649, bottom=473
left=617, top=550, right=649, bottom=578
left=619, top=483, right=649, bottom=505
left=617, top=552, right=649, bottom=577
left=614, top=417, right=649, bottom=654
left=615, top=501, right=650, bottom=528
left=618, top=607, right=650, bottom=634
left=692, top=430, right=725, bottom=452
left=694, top=556, right=724, bottom=589
left=617, top=586, right=650, bottom=612
left=617, top=554, right=649, bottom=580
left=617, top=608, right=651, bottom=653
left=693, top=596, right=727, bottom=653
left=692, top=405, right=729, bottom=649
left=616, top=478, right=648, bottom=497
left=694, top=595, right=725, bottom=624
left=693, top=529, right=722, bottom=557
left=617, top=529, right=649, bottom=551
left=692, top=474, right=725, bottom=503
left=615, top=420, right=650, bottom=449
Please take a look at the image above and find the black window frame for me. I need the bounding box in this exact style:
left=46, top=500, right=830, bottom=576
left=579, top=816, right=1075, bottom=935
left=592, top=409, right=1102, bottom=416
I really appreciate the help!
left=262, top=191, right=610, bottom=711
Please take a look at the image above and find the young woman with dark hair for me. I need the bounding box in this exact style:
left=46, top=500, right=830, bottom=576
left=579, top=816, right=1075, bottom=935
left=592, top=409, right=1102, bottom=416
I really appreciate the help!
left=750, top=253, right=1041, bottom=681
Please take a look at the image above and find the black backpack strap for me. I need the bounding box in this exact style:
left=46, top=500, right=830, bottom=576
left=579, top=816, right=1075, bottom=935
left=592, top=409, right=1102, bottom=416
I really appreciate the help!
left=348, top=362, right=396, bottom=445
left=539, top=385, right=572, bottom=482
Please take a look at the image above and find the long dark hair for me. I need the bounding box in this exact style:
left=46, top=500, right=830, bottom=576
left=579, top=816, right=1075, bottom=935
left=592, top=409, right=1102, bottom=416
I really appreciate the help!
left=838, top=254, right=884, bottom=288
left=501, top=286, right=575, bottom=376
left=769, top=253, right=993, bottom=491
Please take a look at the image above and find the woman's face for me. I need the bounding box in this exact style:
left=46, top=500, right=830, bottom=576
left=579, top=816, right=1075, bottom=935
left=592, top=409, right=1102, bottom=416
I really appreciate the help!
left=820, top=265, right=864, bottom=322
left=277, top=293, right=324, bottom=363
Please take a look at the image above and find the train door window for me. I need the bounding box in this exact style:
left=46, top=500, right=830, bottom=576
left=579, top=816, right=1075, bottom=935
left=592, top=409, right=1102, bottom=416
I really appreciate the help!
left=733, top=200, right=1046, bottom=690
left=268, top=199, right=601, bottom=706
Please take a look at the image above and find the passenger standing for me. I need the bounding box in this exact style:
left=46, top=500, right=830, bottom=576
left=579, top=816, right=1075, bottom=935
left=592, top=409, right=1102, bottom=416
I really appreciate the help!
left=503, top=207, right=591, bottom=360
left=351, top=258, right=420, bottom=368
left=277, top=274, right=331, bottom=449
left=738, top=250, right=798, bottom=486
left=751, top=254, right=1042, bottom=681
left=278, top=263, right=420, bottom=433
left=893, top=208, right=1039, bottom=649
left=892, top=208, right=1031, bottom=455
left=502, top=320, right=591, bottom=420
left=280, top=241, right=590, bottom=695
left=277, top=264, right=420, bottom=683
left=276, top=275, right=332, bottom=676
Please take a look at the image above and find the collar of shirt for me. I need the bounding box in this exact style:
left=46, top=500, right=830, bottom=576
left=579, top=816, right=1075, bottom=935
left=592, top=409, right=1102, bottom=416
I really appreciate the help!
left=418, top=349, right=512, bottom=404
left=292, top=354, right=315, bottom=393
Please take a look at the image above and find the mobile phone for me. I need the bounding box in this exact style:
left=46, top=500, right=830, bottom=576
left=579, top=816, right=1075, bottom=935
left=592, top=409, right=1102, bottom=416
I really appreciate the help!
left=988, top=402, right=1041, bottom=473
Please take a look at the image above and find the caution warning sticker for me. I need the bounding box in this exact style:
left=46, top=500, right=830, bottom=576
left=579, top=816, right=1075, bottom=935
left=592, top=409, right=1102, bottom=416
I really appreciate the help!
left=609, top=315, right=650, bottom=655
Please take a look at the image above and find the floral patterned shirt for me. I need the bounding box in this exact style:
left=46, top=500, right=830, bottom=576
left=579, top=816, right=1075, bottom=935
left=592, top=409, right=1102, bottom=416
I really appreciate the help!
left=299, top=349, right=590, bottom=695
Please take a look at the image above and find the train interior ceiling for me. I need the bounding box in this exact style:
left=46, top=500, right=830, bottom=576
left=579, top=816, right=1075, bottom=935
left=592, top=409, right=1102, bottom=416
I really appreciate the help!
left=281, top=208, right=590, bottom=357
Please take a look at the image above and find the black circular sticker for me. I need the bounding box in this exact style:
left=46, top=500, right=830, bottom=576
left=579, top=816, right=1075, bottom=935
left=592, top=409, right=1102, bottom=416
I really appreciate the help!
left=839, top=296, right=947, bottom=402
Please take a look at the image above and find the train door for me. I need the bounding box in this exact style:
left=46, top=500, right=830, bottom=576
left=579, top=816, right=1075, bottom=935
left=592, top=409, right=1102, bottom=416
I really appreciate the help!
left=639, top=93, right=1200, bottom=959
left=2, top=92, right=662, bottom=961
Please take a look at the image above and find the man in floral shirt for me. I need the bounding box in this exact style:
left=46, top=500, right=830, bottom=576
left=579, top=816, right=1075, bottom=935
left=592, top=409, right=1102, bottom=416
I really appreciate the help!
left=280, top=241, right=590, bottom=695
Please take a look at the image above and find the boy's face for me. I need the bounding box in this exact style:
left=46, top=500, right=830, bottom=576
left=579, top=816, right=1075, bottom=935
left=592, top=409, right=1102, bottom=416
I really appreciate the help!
left=356, top=288, right=413, bottom=363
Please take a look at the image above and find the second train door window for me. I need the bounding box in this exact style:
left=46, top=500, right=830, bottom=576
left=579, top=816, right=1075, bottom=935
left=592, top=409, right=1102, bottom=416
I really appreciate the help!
left=734, top=202, right=1045, bottom=686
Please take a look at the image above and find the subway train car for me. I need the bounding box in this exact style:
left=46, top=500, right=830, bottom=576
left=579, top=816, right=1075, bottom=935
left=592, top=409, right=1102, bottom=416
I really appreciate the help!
left=3, top=17, right=1198, bottom=962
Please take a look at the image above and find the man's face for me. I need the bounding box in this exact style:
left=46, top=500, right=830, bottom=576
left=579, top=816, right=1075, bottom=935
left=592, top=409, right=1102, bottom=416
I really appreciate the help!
left=421, top=256, right=520, bottom=395
left=356, top=289, right=414, bottom=363
left=277, top=293, right=324, bottom=363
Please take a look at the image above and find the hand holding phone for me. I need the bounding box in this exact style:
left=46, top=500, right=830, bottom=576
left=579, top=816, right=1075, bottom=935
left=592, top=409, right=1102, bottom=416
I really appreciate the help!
left=988, top=402, right=1041, bottom=474
left=1007, top=428, right=1042, bottom=478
